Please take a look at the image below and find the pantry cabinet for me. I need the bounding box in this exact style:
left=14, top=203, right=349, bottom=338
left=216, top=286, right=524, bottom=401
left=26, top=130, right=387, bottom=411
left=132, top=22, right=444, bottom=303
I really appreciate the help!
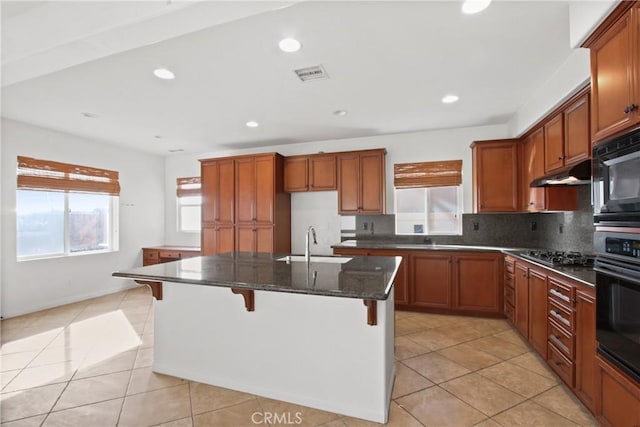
left=471, top=139, right=520, bottom=213
left=337, top=149, right=386, bottom=215
left=585, top=2, right=640, bottom=143
left=200, top=153, right=290, bottom=255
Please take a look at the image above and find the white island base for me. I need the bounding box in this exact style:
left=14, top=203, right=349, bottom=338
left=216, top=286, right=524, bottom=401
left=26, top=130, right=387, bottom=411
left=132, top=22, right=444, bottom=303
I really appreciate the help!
left=152, top=282, right=395, bottom=423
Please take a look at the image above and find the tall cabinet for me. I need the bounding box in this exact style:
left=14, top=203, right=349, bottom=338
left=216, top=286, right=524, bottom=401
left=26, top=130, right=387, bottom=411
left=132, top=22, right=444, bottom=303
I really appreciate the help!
left=200, top=153, right=291, bottom=255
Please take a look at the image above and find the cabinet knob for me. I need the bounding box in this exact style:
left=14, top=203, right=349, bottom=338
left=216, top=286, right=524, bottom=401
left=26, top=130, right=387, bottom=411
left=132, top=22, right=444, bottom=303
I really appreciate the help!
left=557, top=156, right=563, bottom=160
left=624, top=104, right=638, bottom=114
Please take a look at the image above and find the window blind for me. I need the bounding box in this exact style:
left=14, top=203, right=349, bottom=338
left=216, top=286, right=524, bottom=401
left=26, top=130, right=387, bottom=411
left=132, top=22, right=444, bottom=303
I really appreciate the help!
left=394, top=160, right=462, bottom=188
left=17, top=156, right=120, bottom=196
left=176, top=177, right=201, bottom=197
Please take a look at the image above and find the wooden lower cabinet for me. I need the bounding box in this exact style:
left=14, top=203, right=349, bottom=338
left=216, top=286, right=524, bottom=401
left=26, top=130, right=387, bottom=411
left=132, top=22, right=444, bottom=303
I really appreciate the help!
left=454, top=253, right=502, bottom=313
left=528, top=268, right=548, bottom=356
left=142, top=246, right=201, bottom=266
left=333, top=248, right=502, bottom=314
left=411, top=253, right=452, bottom=309
left=596, top=355, right=640, bottom=427
left=514, top=263, right=529, bottom=338
left=575, top=289, right=597, bottom=413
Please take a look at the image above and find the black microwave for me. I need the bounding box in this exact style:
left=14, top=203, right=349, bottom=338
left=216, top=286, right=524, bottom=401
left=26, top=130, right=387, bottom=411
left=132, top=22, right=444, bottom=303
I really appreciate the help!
left=593, top=128, right=640, bottom=226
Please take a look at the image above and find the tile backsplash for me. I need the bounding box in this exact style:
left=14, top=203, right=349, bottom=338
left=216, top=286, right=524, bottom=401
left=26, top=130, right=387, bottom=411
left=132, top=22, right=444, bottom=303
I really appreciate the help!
left=348, top=186, right=595, bottom=253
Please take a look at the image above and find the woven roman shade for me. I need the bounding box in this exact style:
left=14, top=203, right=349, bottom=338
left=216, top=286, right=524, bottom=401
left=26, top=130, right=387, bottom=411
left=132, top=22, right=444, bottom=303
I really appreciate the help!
left=394, top=160, right=462, bottom=188
left=176, top=177, right=201, bottom=197
left=17, top=156, right=120, bottom=195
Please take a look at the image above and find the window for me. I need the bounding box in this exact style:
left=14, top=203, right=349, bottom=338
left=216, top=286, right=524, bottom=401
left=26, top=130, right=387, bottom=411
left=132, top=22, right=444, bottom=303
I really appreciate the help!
left=177, top=177, right=201, bottom=232
left=16, top=156, right=119, bottom=259
left=394, top=160, right=462, bottom=235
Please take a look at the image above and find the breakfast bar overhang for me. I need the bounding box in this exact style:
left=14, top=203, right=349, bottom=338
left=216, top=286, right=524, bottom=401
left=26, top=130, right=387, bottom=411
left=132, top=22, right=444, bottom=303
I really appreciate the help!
left=113, top=252, right=400, bottom=423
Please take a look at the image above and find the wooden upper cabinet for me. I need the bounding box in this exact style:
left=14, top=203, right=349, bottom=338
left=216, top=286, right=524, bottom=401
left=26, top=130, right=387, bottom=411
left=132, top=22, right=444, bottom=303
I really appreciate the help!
left=587, top=3, right=640, bottom=143
left=471, top=139, right=519, bottom=213
left=235, top=155, right=275, bottom=224
left=284, top=154, right=337, bottom=192
left=201, top=159, right=234, bottom=225
left=523, top=129, right=546, bottom=211
left=337, top=149, right=385, bottom=215
left=544, top=113, right=565, bottom=173
left=309, top=155, right=337, bottom=191
left=564, top=94, right=591, bottom=164
left=283, top=157, right=308, bottom=192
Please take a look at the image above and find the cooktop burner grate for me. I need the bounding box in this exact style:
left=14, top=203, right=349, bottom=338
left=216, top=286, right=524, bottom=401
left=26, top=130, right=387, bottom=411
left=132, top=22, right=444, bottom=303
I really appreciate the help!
left=519, top=250, right=596, bottom=268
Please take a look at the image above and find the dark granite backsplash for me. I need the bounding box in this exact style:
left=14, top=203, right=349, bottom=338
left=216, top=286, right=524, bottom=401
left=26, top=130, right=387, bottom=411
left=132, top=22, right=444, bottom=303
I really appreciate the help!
left=349, top=186, right=595, bottom=253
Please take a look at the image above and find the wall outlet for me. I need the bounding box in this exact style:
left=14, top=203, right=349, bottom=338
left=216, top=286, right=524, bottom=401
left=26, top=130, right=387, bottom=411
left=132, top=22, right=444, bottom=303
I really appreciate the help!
left=559, top=223, right=564, bottom=234
left=363, top=222, right=368, bottom=231
left=473, top=221, right=479, bottom=231
left=531, top=221, right=537, bottom=232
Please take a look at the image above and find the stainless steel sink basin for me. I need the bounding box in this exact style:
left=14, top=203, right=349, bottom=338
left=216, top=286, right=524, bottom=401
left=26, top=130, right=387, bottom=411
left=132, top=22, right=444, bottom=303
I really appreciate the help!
left=276, top=255, right=352, bottom=264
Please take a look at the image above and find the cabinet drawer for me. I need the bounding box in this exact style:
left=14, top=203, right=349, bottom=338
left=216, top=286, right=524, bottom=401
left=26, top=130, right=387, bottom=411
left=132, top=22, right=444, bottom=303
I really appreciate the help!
left=549, top=299, right=575, bottom=332
left=548, top=342, right=575, bottom=387
left=504, top=301, right=515, bottom=322
left=158, top=250, right=180, bottom=259
left=548, top=278, right=573, bottom=308
left=504, top=286, right=515, bottom=306
left=143, top=250, right=159, bottom=260
left=548, top=319, right=575, bottom=359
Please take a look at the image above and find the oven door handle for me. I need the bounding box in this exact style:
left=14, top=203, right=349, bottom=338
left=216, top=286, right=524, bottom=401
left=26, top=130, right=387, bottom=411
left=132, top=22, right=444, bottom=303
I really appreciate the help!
left=594, top=263, right=640, bottom=286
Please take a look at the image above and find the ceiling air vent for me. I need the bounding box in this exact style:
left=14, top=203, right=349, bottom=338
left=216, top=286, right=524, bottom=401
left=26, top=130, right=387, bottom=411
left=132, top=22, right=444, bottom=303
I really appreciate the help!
left=294, top=65, right=329, bottom=82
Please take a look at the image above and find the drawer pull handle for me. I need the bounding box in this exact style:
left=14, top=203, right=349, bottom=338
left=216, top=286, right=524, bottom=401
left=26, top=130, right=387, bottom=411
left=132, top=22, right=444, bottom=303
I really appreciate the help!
left=554, top=361, right=562, bottom=366
left=550, top=289, right=566, bottom=299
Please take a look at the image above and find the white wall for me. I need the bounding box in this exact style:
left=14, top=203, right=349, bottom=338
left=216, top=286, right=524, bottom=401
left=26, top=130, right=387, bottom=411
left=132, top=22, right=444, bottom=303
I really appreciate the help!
left=164, top=124, right=509, bottom=252
left=1, top=119, right=166, bottom=318
left=569, top=0, right=618, bottom=48
left=508, top=48, right=591, bottom=137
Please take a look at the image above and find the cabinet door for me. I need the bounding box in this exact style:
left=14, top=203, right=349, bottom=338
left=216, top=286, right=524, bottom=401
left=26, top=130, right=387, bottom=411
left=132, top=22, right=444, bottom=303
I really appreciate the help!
left=564, top=94, right=591, bottom=165
left=473, top=140, right=518, bottom=212
left=338, top=153, right=360, bottom=214
left=236, top=225, right=256, bottom=252
left=528, top=268, right=548, bottom=357
left=284, top=157, right=308, bottom=192
left=454, top=253, right=501, bottom=313
left=544, top=113, right=565, bottom=173
left=590, top=7, right=639, bottom=142
left=411, top=253, right=451, bottom=308
left=201, top=161, right=218, bottom=225
left=235, top=158, right=256, bottom=223
left=254, top=155, right=275, bottom=224
left=373, top=250, right=408, bottom=306
left=360, top=151, right=385, bottom=214
left=523, top=129, right=546, bottom=211
left=596, top=356, right=640, bottom=427
left=309, top=155, right=336, bottom=191
left=255, top=226, right=274, bottom=254
left=202, top=225, right=235, bottom=255
left=515, top=263, right=529, bottom=338
left=575, top=288, right=596, bottom=412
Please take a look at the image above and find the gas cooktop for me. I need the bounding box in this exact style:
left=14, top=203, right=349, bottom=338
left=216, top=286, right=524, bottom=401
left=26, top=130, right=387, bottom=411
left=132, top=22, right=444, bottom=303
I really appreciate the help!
left=518, top=250, right=596, bottom=268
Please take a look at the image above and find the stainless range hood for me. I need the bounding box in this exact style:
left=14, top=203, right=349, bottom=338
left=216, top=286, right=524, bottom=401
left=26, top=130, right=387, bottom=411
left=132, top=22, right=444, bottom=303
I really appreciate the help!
left=530, top=159, right=591, bottom=187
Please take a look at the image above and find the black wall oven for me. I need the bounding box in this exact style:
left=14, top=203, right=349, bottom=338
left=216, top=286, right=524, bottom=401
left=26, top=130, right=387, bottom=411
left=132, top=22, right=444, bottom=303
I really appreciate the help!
left=594, top=230, right=640, bottom=382
left=593, top=127, right=640, bottom=226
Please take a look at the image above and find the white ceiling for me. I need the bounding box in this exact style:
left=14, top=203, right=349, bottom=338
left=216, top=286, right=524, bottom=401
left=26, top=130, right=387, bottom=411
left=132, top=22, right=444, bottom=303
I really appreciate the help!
left=1, top=1, right=576, bottom=156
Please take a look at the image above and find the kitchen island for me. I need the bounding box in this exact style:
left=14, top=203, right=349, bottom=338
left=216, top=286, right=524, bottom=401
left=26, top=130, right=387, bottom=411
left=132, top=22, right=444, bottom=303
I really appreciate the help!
left=113, top=252, right=400, bottom=423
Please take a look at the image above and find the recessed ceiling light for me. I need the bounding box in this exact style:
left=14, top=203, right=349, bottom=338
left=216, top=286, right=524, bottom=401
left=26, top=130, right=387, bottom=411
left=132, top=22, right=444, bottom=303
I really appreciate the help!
left=154, top=135, right=163, bottom=139
left=168, top=148, right=184, bottom=153
left=278, top=38, right=302, bottom=53
left=246, top=121, right=259, bottom=128
left=333, top=110, right=348, bottom=116
left=442, top=94, right=460, bottom=104
left=81, top=112, right=98, bottom=118
left=462, top=0, right=491, bottom=15
left=153, top=68, right=175, bottom=80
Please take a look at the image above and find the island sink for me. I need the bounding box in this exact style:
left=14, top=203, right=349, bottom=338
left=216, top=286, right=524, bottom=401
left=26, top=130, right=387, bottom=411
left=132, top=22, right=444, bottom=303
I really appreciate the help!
left=276, top=255, right=352, bottom=264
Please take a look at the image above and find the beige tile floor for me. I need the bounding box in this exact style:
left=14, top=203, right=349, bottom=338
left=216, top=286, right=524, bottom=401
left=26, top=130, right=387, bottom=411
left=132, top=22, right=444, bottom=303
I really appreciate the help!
left=0, top=287, right=597, bottom=427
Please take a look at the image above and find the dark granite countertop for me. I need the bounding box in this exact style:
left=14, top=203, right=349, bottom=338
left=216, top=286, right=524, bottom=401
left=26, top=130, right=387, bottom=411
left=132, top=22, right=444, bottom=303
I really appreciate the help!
left=333, top=240, right=595, bottom=287
left=503, top=250, right=595, bottom=287
left=113, top=252, right=400, bottom=301
left=332, top=239, right=520, bottom=252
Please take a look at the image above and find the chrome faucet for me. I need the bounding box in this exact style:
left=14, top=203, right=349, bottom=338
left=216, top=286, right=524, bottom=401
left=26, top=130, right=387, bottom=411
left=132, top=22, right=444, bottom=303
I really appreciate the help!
left=305, top=226, right=317, bottom=261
